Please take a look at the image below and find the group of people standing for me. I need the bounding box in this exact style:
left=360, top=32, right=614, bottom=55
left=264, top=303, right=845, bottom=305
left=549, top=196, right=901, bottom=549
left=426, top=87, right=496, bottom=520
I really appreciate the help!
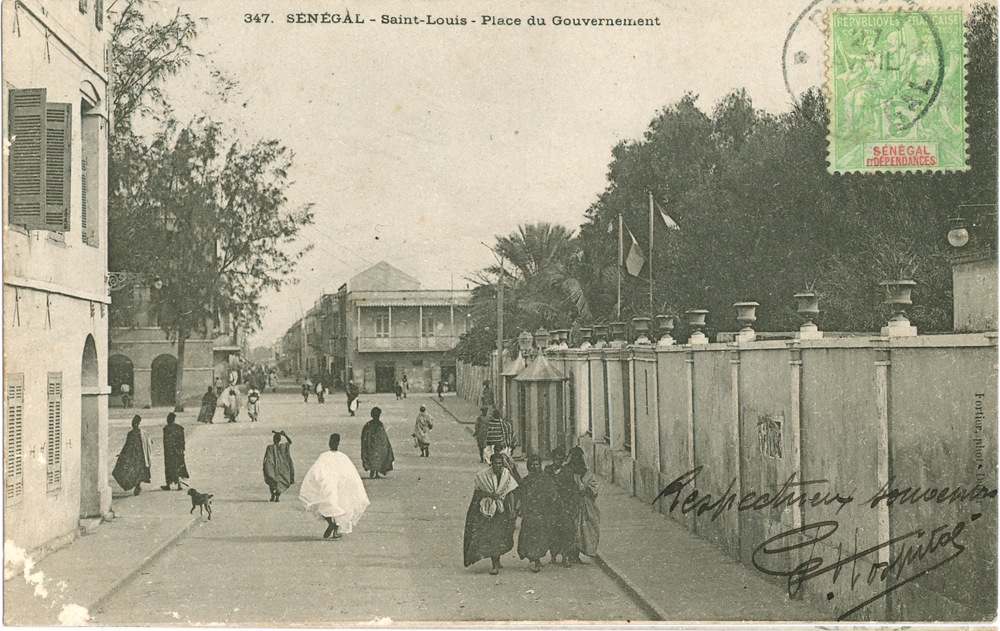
left=463, top=446, right=599, bottom=575
left=112, top=414, right=190, bottom=496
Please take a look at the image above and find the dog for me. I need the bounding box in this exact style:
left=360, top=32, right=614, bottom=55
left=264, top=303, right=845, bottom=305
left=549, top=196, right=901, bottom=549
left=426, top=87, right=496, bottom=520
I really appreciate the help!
left=188, top=488, right=213, bottom=520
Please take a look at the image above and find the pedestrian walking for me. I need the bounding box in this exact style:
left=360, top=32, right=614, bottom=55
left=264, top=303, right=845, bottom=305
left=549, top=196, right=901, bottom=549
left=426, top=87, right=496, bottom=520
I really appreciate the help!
left=302, top=379, right=312, bottom=403
left=196, top=385, right=218, bottom=424
left=263, top=430, right=294, bottom=502
left=299, top=434, right=370, bottom=539
left=120, top=383, right=132, bottom=408
left=112, top=415, right=152, bottom=496
left=479, top=380, right=495, bottom=411
left=412, top=406, right=433, bottom=457
left=437, top=380, right=444, bottom=401
left=361, top=407, right=394, bottom=478
left=315, top=379, right=326, bottom=404
left=566, top=446, right=600, bottom=560
left=247, top=387, right=261, bottom=422
left=401, top=373, right=408, bottom=398
left=394, top=381, right=403, bottom=400
left=268, top=371, right=278, bottom=393
left=223, top=386, right=240, bottom=423
left=346, top=380, right=359, bottom=416
left=463, top=453, right=519, bottom=575
left=160, top=412, right=189, bottom=491
left=485, top=409, right=514, bottom=455
left=545, top=448, right=579, bottom=566
left=517, top=455, right=558, bottom=572
left=474, top=406, right=490, bottom=462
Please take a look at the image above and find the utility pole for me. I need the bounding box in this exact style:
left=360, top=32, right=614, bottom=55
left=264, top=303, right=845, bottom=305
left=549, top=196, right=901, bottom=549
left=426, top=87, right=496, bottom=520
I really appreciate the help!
left=496, top=254, right=504, bottom=414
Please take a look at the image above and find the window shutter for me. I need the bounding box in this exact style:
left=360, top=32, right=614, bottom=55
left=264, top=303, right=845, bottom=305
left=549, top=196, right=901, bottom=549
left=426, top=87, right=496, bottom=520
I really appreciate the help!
left=81, top=157, right=89, bottom=243
left=95, top=0, right=103, bottom=30
left=8, top=89, right=47, bottom=229
left=5, top=374, right=24, bottom=506
left=47, top=372, right=62, bottom=492
left=79, top=0, right=87, bottom=13
left=45, top=103, right=71, bottom=231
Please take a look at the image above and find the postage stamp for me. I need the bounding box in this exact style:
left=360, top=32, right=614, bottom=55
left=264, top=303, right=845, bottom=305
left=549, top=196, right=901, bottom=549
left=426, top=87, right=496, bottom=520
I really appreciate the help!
left=826, top=9, right=967, bottom=173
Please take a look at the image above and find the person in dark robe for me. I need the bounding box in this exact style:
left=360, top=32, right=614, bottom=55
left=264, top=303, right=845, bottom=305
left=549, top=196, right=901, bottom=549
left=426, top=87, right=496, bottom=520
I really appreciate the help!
left=474, top=406, right=490, bottom=463
left=346, top=380, right=359, bottom=416
left=360, top=407, right=394, bottom=478
left=566, top=446, right=600, bottom=561
left=545, top=447, right=580, bottom=565
left=437, top=380, right=445, bottom=401
left=112, top=415, right=153, bottom=496
left=464, top=453, right=519, bottom=574
left=517, top=455, right=558, bottom=572
left=160, top=413, right=189, bottom=490
left=196, top=386, right=218, bottom=424
left=263, top=430, right=295, bottom=502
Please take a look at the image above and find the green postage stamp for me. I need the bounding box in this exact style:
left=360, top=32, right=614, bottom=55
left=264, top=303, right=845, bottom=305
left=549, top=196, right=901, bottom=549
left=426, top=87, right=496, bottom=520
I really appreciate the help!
left=826, top=9, right=967, bottom=173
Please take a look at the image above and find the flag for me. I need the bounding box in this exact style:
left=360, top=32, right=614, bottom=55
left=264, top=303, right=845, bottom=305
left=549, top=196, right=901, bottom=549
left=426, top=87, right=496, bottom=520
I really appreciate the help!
left=659, top=209, right=680, bottom=230
left=624, top=224, right=646, bottom=276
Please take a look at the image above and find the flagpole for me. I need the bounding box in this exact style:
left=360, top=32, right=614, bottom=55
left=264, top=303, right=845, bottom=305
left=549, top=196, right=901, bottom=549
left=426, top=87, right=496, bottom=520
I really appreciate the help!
left=649, top=191, right=654, bottom=318
left=617, top=212, right=623, bottom=320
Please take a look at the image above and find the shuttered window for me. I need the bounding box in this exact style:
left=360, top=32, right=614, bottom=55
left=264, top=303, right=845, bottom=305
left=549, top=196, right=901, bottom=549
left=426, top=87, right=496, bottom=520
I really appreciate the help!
left=8, top=89, right=72, bottom=231
left=5, top=374, right=24, bottom=506
left=81, top=157, right=89, bottom=242
left=95, top=0, right=103, bottom=30
left=47, top=372, right=62, bottom=493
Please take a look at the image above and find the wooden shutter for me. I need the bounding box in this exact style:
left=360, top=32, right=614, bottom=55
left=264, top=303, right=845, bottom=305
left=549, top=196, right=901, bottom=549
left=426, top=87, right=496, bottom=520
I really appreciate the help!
left=5, top=374, right=24, bottom=506
left=8, top=89, right=46, bottom=229
left=47, top=372, right=62, bottom=492
left=45, top=103, right=71, bottom=231
left=81, top=156, right=89, bottom=243
left=95, top=0, right=103, bottom=30
left=79, top=0, right=87, bottom=13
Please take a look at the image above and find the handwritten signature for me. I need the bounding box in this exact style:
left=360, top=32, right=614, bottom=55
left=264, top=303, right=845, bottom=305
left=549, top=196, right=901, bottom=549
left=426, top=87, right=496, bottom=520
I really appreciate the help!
left=752, top=518, right=969, bottom=620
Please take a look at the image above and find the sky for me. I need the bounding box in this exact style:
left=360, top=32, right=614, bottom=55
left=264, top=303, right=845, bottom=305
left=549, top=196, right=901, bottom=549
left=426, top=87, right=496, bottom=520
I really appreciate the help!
left=149, top=0, right=946, bottom=347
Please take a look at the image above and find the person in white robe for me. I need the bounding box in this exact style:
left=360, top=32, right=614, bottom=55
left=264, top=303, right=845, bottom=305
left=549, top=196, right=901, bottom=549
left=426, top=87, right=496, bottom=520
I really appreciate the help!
left=299, top=433, right=370, bottom=539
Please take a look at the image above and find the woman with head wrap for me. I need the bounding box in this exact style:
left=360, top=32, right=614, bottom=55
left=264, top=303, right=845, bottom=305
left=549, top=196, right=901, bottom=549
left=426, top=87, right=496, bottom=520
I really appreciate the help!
left=112, top=415, right=153, bottom=496
left=517, top=455, right=558, bottom=572
left=566, top=446, right=600, bottom=561
left=463, top=453, right=519, bottom=574
left=361, top=406, right=394, bottom=478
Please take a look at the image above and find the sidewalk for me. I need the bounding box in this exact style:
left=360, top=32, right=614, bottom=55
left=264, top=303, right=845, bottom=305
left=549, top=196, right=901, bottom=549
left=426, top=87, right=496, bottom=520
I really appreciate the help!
left=3, top=410, right=205, bottom=626
left=434, top=395, right=823, bottom=622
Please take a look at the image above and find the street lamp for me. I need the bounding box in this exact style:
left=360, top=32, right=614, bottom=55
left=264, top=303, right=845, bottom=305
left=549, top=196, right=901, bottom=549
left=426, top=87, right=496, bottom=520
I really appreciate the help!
left=947, top=217, right=969, bottom=248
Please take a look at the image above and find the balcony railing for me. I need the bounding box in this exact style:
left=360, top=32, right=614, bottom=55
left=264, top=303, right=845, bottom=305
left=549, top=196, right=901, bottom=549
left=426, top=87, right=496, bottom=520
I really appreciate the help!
left=357, top=335, right=461, bottom=353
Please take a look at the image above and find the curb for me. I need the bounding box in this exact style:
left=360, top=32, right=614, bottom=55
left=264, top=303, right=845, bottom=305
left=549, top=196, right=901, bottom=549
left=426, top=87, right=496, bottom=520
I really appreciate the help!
left=431, top=398, right=475, bottom=425
left=87, top=516, right=201, bottom=616
left=593, top=553, right=669, bottom=621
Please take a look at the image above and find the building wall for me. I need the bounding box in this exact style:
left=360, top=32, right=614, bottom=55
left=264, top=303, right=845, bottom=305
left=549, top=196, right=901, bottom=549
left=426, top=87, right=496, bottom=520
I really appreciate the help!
left=351, top=351, right=452, bottom=394
left=109, top=329, right=214, bottom=407
left=953, top=255, right=998, bottom=332
left=3, top=0, right=111, bottom=554
left=466, top=334, right=998, bottom=622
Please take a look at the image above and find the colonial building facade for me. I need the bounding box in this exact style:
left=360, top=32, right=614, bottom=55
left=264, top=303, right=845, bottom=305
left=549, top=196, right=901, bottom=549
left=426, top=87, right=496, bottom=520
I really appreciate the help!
left=3, top=0, right=113, bottom=552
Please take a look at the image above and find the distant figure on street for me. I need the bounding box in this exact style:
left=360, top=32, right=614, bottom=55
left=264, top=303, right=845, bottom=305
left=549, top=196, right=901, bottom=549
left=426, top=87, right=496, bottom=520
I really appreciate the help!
left=479, top=380, right=495, bottom=411
left=112, top=415, right=152, bottom=496
left=263, top=430, right=294, bottom=502
left=566, top=446, right=600, bottom=561
left=247, top=387, right=261, bottom=422
left=517, top=455, right=558, bottom=572
left=361, top=407, right=394, bottom=478
left=394, top=381, right=403, bottom=400
left=299, top=433, right=370, bottom=539
left=223, top=386, right=240, bottom=423
left=437, top=380, right=445, bottom=401
left=315, top=379, right=326, bottom=404
left=120, top=383, right=132, bottom=408
left=485, top=409, right=514, bottom=455
left=401, top=373, right=408, bottom=398
left=463, top=453, right=519, bottom=575
left=161, top=412, right=189, bottom=491
left=346, top=380, right=359, bottom=416
left=474, top=406, right=490, bottom=462
left=196, top=385, right=218, bottom=424
left=412, top=406, right=434, bottom=457
left=268, top=371, right=278, bottom=393
left=302, top=379, right=312, bottom=403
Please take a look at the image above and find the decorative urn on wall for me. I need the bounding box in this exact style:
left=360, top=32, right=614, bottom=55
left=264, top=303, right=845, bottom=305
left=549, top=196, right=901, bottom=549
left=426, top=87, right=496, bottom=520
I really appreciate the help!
left=880, top=280, right=918, bottom=336
left=631, top=317, right=652, bottom=345
left=686, top=309, right=710, bottom=345
left=593, top=324, right=609, bottom=349
left=577, top=327, right=594, bottom=349
left=553, top=329, right=570, bottom=349
left=733, top=302, right=759, bottom=343
left=794, top=292, right=823, bottom=339
left=609, top=321, right=627, bottom=347
left=655, top=314, right=675, bottom=347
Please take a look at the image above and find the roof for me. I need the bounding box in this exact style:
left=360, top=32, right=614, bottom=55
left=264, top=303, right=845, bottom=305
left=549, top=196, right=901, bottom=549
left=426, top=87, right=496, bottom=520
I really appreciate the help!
left=349, top=261, right=421, bottom=292
left=350, top=289, right=472, bottom=307
left=501, top=353, right=526, bottom=376
left=514, top=354, right=566, bottom=382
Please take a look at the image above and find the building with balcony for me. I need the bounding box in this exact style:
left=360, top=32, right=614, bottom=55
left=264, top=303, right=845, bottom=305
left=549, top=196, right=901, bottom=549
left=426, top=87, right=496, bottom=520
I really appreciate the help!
left=3, top=0, right=112, bottom=553
left=281, top=262, right=472, bottom=394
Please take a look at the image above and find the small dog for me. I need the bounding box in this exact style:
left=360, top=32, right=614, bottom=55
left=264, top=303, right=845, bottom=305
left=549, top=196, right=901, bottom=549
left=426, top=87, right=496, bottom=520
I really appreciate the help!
left=188, top=488, right=213, bottom=520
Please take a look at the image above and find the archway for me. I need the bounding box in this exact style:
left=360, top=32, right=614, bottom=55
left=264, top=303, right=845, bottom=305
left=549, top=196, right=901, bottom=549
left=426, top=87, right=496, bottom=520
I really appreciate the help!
left=108, top=355, right=134, bottom=408
left=150, top=354, right=177, bottom=407
left=81, top=336, right=101, bottom=518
